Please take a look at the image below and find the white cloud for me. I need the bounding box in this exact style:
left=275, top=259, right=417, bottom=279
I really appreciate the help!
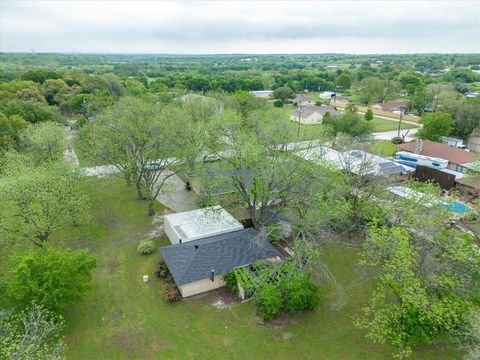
left=1, top=0, right=479, bottom=53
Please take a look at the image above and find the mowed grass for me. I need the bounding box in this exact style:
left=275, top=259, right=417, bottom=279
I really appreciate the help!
left=369, top=116, right=419, bottom=132
left=54, top=177, right=462, bottom=360
left=370, top=140, right=398, bottom=157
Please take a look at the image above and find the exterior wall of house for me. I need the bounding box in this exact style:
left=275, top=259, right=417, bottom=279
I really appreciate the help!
left=164, top=219, right=181, bottom=244
left=467, top=136, right=480, bottom=152
left=290, top=112, right=323, bottom=125
left=447, top=162, right=468, bottom=174
left=179, top=274, right=226, bottom=297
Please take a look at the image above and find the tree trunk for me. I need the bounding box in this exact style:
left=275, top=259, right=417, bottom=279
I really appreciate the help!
left=147, top=199, right=155, bottom=216
left=136, top=182, right=145, bottom=200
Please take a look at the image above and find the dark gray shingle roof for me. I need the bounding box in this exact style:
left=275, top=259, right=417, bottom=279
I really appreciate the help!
left=160, top=228, right=281, bottom=286
left=291, top=105, right=339, bottom=118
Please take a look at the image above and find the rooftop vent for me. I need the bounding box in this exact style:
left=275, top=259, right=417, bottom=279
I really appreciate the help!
left=194, top=245, right=199, bottom=250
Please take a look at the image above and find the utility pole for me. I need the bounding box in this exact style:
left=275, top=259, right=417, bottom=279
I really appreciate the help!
left=397, top=106, right=405, bottom=138
left=297, top=106, right=303, bottom=139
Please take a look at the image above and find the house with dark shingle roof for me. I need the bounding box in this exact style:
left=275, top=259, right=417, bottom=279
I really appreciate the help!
left=371, top=102, right=407, bottom=113
left=160, top=228, right=281, bottom=297
left=292, top=94, right=314, bottom=107
left=290, top=105, right=339, bottom=125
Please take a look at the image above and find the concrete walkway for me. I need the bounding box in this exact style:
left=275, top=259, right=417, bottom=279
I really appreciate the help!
left=156, top=174, right=198, bottom=212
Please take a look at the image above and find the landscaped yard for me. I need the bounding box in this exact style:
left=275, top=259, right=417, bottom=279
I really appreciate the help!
left=45, top=177, right=462, bottom=359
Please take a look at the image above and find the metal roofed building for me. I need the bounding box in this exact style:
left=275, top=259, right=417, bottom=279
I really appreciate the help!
left=160, top=228, right=281, bottom=297
left=296, top=147, right=413, bottom=177
left=164, top=206, right=243, bottom=244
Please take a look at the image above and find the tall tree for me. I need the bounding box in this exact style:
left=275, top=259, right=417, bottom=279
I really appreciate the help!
left=0, top=157, right=90, bottom=246
left=416, top=112, right=455, bottom=141
left=0, top=304, right=66, bottom=360
left=19, top=121, right=65, bottom=165
left=86, top=97, right=187, bottom=215
left=6, top=247, right=96, bottom=313
left=336, top=73, right=352, bottom=90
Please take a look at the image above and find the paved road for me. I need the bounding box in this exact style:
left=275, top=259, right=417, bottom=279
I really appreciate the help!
left=373, top=127, right=419, bottom=141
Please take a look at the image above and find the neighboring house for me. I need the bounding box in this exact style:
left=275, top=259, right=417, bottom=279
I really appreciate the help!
left=290, top=105, right=339, bottom=125
left=164, top=206, right=243, bottom=244
left=375, top=60, right=383, bottom=65
left=467, top=135, right=480, bottom=152
left=441, top=136, right=466, bottom=149
left=292, top=94, right=314, bottom=106
left=465, top=91, right=480, bottom=98
left=296, top=146, right=413, bottom=178
left=160, top=228, right=281, bottom=297
left=325, top=65, right=338, bottom=70
left=319, top=91, right=336, bottom=100
left=250, top=90, right=273, bottom=99
left=175, top=93, right=224, bottom=111
left=395, top=140, right=477, bottom=173
left=330, top=95, right=349, bottom=105
left=371, top=102, right=407, bottom=114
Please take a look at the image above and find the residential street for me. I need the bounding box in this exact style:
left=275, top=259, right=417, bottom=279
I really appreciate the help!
left=373, top=127, right=419, bottom=141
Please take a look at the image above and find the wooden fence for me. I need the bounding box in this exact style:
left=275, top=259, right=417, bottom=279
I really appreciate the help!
left=414, top=165, right=456, bottom=190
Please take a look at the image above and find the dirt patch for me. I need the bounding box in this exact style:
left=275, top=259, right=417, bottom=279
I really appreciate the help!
left=144, top=209, right=171, bottom=239
left=184, top=287, right=241, bottom=309
left=281, top=332, right=294, bottom=340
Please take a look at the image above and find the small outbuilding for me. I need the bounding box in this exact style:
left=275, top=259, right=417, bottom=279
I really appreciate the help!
left=160, top=228, right=281, bottom=297
left=164, top=206, right=243, bottom=244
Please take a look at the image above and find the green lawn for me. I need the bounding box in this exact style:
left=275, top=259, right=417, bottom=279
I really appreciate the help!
left=369, top=116, right=419, bottom=132
left=43, top=177, right=463, bottom=360
left=370, top=140, right=398, bottom=157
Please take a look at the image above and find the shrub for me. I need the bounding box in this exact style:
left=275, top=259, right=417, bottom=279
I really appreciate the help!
left=273, top=99, right=284, bottom=108
left=223, top=271, right=238, bottom=294
left=391, top=136, right=403, bottom=144
left=163, top=283, right=181, bottom=303
left=279, top=269, right=319, bottom=314
left=154, top=260, right=171, bottom=280
left=315, top=100, right=323, bottom=106
left=137, top=240, right=155, bottom=255
left=255, top=284, right=282, bottom=320
left=364, top=109, right=373, bottom=121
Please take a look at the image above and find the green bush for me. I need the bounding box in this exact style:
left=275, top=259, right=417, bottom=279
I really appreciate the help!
left=223, top=271, right=238, bottom=293
left=279, top=269, right=319, bottom=314
left=273, top=99, right=283, bottom=108
left=255, top=284, right=282, bottom=320
left=364, top=109, right=373, bottom=121
left=137, top=240, right=155, bottom=255
left=391, top=136, right=403, bottom=144
left=154, top=260, right=171, bottom=280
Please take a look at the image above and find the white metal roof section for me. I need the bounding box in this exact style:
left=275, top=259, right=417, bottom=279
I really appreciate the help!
left=164, top=206, right=244, bottom=242
left=297, top=147, right=413, bottom=177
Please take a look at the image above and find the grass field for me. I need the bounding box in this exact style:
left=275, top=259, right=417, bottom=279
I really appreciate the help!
left=370, top=140, right=398, bottom=157
left=39, top=177, right=463, bottom=360
left=369, top=116, right=419, bottom=132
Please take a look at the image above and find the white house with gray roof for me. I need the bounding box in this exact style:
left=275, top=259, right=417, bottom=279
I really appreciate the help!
left=290, top=105, right=339, bottom=125
left=160, top=228, right=281, bottom=297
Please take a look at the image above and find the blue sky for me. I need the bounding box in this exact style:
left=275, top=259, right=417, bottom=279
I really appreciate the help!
left=1, top=0, right=479, bottom=54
